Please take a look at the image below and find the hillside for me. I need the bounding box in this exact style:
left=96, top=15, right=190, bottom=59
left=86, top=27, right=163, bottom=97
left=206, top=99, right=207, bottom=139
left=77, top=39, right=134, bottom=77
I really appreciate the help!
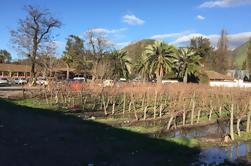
left=122, top=39, right=155, bottom=63
left=233, top=42, right=249, bottom=69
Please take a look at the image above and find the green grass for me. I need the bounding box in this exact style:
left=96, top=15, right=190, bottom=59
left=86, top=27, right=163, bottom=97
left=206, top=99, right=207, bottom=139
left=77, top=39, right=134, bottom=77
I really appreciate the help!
left=166, top=137, right=200, bottom=148
left=95, top=117, right=125, bottom=124
left=0, top=98, right=200, bottom=165
left=13, top=98, right=50, bottom=108
left=122, top=126, right=162, bottom=134
left=235, top=132, right=251, bottom=142
left=11, top=98, right=69, bottom=112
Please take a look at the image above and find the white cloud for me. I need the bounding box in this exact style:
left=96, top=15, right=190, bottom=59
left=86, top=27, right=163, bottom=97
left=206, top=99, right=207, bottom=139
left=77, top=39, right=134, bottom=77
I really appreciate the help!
left=151, top=32, right=190, bottom=40
left=199, top=0, right=251, bottom=8
left=90, top=28, right=127, bottom=34
left=197, top=15, right=206, bottom=20
left=116, top=41, right=131, bottom=48
left=151, top=31, right=251, bottom=49
left=122, top=14, right=145, bottom=25
left=171, top=32, right=251, bottom=49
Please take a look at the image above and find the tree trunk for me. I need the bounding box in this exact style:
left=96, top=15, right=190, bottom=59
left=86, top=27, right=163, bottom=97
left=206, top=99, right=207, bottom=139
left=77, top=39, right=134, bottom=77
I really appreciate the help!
left=30, top=62, right=37, bottom=86
left=183, top=69, right=188, bottom=83
left=66, top=63, right=70, bottom=80
left=156, top=67, right=163, bottom=84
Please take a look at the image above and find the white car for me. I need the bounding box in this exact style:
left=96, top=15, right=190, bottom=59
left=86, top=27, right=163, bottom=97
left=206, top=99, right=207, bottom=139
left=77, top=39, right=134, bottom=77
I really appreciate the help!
left=0, top=78, right=9, bottom=86
left=73, top=77, right=86, bottom=82
left=36, top=78, right=48, bottom=86
left=14, top=78, right=28, bottom=85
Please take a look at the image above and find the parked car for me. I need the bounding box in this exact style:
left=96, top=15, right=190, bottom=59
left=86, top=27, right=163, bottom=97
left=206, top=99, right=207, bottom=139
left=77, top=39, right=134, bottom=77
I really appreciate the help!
left=36, top=77, right=48, bottom=86
left=14, top=78, right=28, bottom=85
left=73, top=76, right=86, bottom=82
left=119, top=78, right=127, bottom=82
left=0, top=78, right=9, bottom=86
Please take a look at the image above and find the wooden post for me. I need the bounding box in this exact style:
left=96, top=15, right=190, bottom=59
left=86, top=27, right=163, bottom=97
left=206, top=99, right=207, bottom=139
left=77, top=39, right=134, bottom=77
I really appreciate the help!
left=237, top=118, right=241, bottom=136
left=131, top=94, right=138, bottom=120
left=123, top=93, right=126, bottom=115
left=141, top=94, right=145, bottom=113
left=128, top=102, right=132, bottom=113
left=103, top=97, right=109, bottom=116
left=247, top=100, right=251, bottom=132
left=209, top=101, right=213, bottom=121
left=219, top=106, right=222, bottom=117
left=112, top=102, right=115, bottom=115
left=154, top=90, right=157, bottom=119
left=167, top=116, right=174, bottom=130
left=196, top=109, right=201, bottom=124
left=230, top=104, right=234, bottom=141
left=191, top=99, right=195, bottom=125
left=159, top=104, right=163, bottom=118
left=144, top=106, right=147, bottom=120
left=182, top=111, right=186, bottom=126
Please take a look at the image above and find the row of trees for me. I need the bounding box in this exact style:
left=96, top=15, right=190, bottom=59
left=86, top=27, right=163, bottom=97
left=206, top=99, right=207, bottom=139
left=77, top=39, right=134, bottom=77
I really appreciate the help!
left=61, top=30, right=233, bottom=84
left=62, top=33, right=131, bottom=81
left=135, top=30, right=233, bottom=84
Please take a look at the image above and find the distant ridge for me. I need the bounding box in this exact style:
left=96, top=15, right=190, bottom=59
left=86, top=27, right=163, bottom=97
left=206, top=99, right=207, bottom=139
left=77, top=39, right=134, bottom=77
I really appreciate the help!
left=232, top=41, right=249, bottom=69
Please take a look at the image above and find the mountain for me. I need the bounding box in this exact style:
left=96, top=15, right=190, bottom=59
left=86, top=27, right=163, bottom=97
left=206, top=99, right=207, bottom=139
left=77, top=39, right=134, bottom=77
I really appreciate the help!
left=232, top=42, right=249, bottom=69
left=122, top=39, right=155, bottom=63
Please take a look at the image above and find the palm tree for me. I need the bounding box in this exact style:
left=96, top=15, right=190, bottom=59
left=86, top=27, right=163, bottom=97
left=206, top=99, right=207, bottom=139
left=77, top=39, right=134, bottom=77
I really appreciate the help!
left=110, top=50, right=131, bottom=80
left=175, top=48, right=201, bottom=83
left=134, top=59, right=150, bottom=82
left=142, top=41, right=176, bottom=84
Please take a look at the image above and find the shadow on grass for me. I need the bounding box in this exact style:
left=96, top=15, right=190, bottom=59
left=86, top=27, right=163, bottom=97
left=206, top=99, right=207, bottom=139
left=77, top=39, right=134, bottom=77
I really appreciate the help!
left=0, top=99, right=199, bottom=166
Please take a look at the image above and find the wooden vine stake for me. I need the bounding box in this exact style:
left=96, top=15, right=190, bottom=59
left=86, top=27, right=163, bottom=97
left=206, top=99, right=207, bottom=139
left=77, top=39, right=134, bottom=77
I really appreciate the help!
left=230, top=104, right=234, bottom=141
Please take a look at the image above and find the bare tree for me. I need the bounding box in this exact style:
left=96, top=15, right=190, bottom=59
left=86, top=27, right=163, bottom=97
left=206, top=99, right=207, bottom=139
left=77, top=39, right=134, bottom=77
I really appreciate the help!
left=11, top=5, right=61, bottom=84
left=85, top=29, right=111, bottom=81
left=37, top=41, right=58, bottom=77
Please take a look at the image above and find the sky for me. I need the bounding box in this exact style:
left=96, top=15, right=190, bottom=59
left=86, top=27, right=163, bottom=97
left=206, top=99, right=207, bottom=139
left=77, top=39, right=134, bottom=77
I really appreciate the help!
left=1, top=0, right=251, bottom=59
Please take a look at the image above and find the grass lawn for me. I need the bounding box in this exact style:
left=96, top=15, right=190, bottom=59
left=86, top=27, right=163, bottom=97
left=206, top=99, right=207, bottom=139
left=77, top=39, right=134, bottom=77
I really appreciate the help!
left=0, top=98, right=200, bottom=166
